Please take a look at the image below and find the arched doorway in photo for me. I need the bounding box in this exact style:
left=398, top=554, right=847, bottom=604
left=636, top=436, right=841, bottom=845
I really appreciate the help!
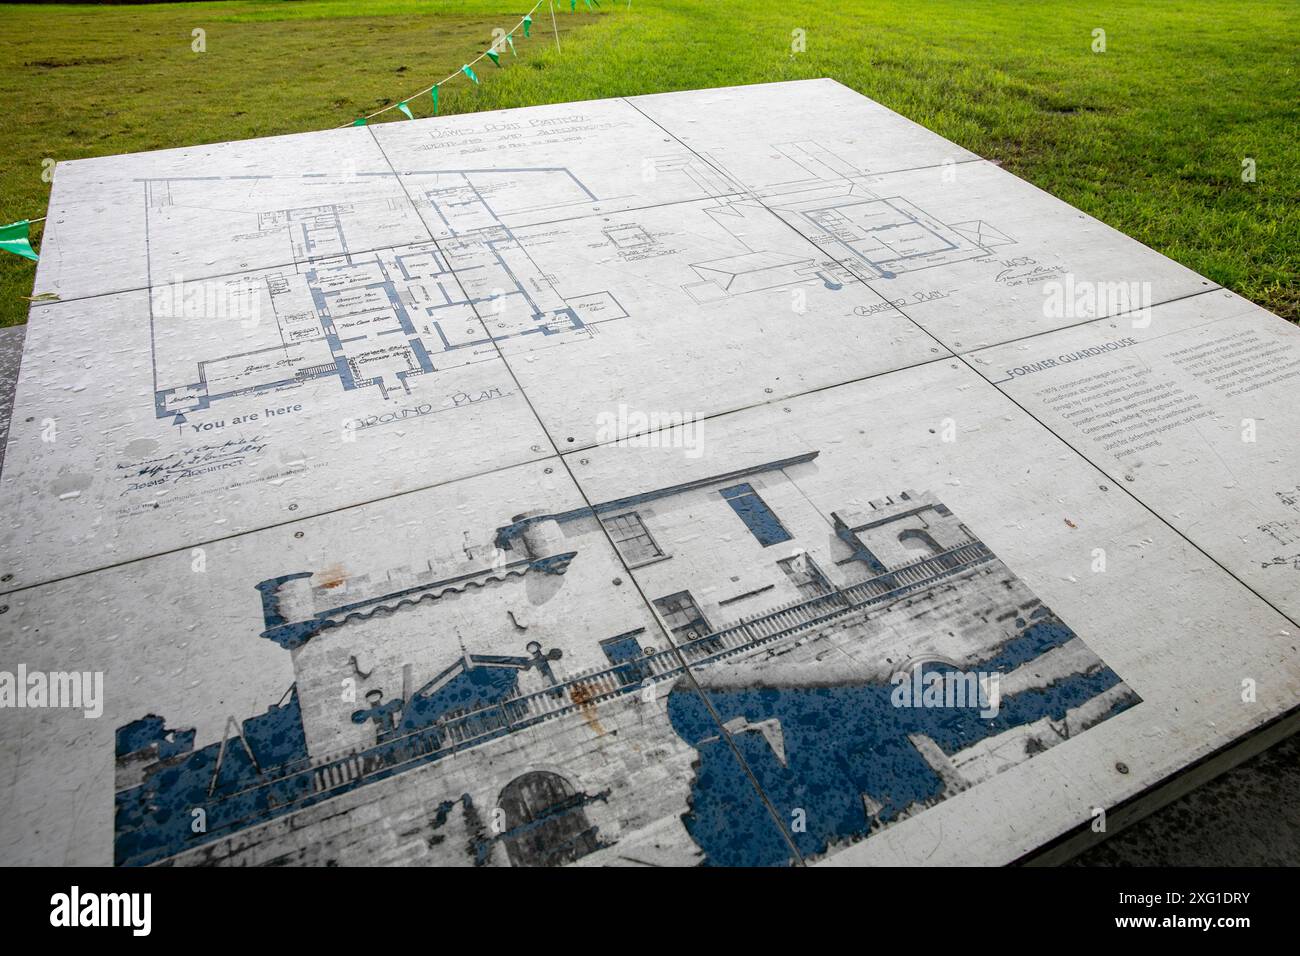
left=498, top=771, right=603, bottom=867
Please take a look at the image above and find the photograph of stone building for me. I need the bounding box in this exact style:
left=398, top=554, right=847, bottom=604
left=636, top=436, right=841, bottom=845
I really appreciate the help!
left=113, top=449, right=1138, bottom=867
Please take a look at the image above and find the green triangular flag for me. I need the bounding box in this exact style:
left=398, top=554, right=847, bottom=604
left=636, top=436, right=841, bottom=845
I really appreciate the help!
left=485, top=48, right=501, bottom=67
left=462, top=64, right=479, bottom=84
left=0, top=220, right=37, bottom=262
left=397, top=101, right=413, bottom=120
left=431, top=85, right=439, bottom=114
left=523, top=15, right=531, bottom=37
left=352, top=118, right=367, bottom=126
left=506, top=34, right=516, bottom=56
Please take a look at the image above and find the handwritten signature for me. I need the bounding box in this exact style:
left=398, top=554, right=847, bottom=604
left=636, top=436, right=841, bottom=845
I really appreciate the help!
left=118, top=436, right=268, bottom=484
left=995, top=264, right=1066, bottom=286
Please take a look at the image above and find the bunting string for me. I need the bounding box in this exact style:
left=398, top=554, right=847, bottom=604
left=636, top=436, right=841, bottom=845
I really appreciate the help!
left=4, top=1, right=610, bottom=258
left=343, top=0, right=562, bottom=128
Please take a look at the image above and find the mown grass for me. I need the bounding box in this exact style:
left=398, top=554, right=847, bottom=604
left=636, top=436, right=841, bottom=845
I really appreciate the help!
left=1, top=0, right=1296, bottom=326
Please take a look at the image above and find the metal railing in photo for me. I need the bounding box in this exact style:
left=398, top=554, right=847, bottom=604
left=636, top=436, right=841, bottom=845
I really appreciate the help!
left=674, top=539, right=995, bottom=668
left=225, top=539, right=998, bottom=828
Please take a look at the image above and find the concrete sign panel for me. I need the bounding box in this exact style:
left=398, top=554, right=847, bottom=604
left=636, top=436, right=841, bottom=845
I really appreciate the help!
left=0, top=80, right=1296, bottom=867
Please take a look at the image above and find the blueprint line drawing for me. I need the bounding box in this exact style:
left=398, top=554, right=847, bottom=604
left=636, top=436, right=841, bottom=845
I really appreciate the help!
left=680, top=139, right=1017, bottom=282
left=141, top=139, right=1010, bottom=426
left=146, top=169, right=635, bottom=424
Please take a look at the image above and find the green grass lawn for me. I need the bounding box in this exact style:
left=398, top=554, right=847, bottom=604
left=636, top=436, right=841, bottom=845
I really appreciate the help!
left=1, top=0, right=1296, bottom=326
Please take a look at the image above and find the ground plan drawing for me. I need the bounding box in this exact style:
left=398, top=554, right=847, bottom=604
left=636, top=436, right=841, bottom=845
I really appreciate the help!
left=146, top=173, right=633, bottom=424
left=3, top=80, right=1300, bottom=869
left=147, top=157, right=997, bottom=425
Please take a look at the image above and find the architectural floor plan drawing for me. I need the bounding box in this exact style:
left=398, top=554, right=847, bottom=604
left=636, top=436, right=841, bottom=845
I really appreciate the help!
left=769, top=191, right=1015, bottom=280
left=146, top=189, right=633, bottom=425
left=2, top=80, right=1300, bottom=869
left=150, top=162, right=1000, bottom=426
